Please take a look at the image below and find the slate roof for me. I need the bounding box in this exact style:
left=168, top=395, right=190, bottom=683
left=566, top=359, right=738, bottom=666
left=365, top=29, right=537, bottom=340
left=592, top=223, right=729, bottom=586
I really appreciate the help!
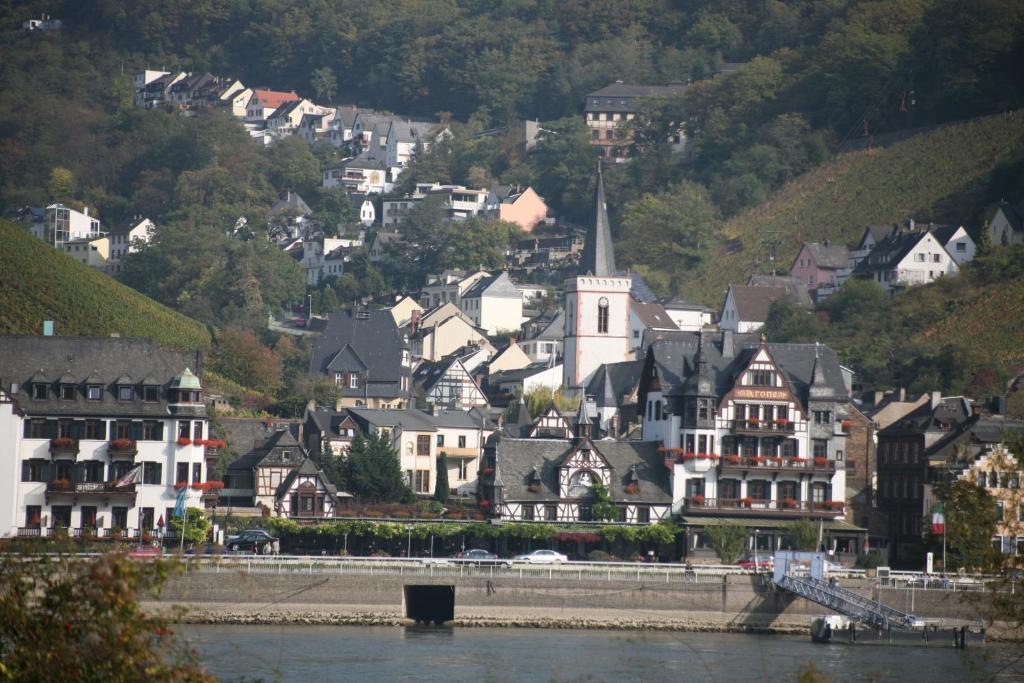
left=462, top=272, right=520, bottom=299
left=878, top=396, right=974, bottom=436
left=391, top=119, right=439, bottom=143
left=579, top=165, right=616, bottom=277
left=270, top=191, right=312, bottom=217
left=661, top=296, right=713, bottom=313
left=108, top=217, right=152, bottom=236
left=412, top=355, right=462, bottom=394
left=227, top=428, right=306, bottom=473
left=309, top=308, right=409, bottom=399
left=488, top=362, right=556, bottom=385
left=274, top=457, right=349, bottom=499
left=630, top=272, right=659, bottom=304
left=0, top=336, right=203, bottom=418
left=344, top=151, right=387, bottom=171
left=631, top=301, right=679, bottom=331
left=643, top=331, right=848, bottom=403
left=924, top=415, right=1024, bottom=464
left=585, top=82, right=689, bottom=112
left=586, top=360, right=643, bottom=407
left=492, top=437, right=672, bottom=503
left=851, top=229, right=932, bottom=276
left=803, top=242, right=849, bottom=270
left=997, top=200, right=1024, bottom=233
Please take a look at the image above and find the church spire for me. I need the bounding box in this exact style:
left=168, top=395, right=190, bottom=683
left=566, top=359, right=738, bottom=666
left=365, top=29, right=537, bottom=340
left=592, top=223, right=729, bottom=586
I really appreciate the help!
left=809, top=342, right=832, bottom=400
left=579, top=161, right=616, bottom=277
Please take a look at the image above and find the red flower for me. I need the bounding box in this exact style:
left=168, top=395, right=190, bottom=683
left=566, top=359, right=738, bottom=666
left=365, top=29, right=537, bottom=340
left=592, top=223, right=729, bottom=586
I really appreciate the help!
left=174, top=480, right=188, bottom=490
left=176, top=437, right=192, bottom=446
left=691, top=494, right=706, bottom=505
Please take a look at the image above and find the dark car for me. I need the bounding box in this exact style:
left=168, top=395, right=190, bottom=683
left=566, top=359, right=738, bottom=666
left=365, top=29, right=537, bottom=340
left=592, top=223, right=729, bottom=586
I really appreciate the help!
left=453, top=549, right=512, bottom=567
left=226, top=529, right=277, bottom=553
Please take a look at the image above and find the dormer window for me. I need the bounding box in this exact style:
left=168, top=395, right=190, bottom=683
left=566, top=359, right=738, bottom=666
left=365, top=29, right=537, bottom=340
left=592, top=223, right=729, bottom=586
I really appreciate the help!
left=118, top=385, right=133, bottom=401
left=143, top=385, right=159, bottom=402
left=86, top=385, right=102, bottom=401
left=32, top=384, right=48, bottom=400
left=349, top=373, right=359, bottom=389
left=60, top=384, right=76, bottom=401
left=282, top=450, right=292, bottom=462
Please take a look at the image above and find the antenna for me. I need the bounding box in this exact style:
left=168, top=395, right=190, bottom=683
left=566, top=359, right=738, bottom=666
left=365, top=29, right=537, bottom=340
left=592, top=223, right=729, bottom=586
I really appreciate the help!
left=757, top=230, right=783, bottom=275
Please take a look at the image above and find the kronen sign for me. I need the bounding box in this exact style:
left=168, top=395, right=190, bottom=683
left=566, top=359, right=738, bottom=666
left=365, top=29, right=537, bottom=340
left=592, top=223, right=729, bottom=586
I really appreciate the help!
left=734, top=388, right=790, bottom=401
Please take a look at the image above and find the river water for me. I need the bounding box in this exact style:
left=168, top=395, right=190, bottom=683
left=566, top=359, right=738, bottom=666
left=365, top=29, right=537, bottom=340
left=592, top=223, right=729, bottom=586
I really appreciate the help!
left=181, top=624, right=1024, bottom=682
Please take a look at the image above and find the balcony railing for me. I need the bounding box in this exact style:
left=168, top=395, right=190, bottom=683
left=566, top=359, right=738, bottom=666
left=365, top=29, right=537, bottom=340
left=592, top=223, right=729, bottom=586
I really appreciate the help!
left=684, top=497, right=845, bottom=517
left=438, top=447, right=478, bottom=458
left=729, top=419, right=796, bottom=436
left=45, top=481, right=137, bottom=496
left=108, top=439, right=138, bottom=459
left=719, top=455, right=836, bottom=473
left=49, top=438, right=79, bottom=459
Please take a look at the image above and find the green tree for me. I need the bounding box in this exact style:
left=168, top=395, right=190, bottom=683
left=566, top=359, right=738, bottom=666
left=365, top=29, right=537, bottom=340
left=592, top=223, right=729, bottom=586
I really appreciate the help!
left=590, top=479, right=618, bottom=521
left=168, top=507, right=210, bottom=544
left=0, top=552, right=214, bottom=682
left=521, top=386, right=580, bottom=419
left=434, top=453, right=450, bottom=503
left=783, top=519, right=820, bottom=551
left=210, top=326, right=284, bottom=395
left=48, top=166, right=75, bottom=201
left=313, top=433, right=347, bottom=493
left=346, top=431, right=414, bottom=503
left=311, top=66, right=337, bottom=103
left=929, top=479, right=999, bottom=572
left=705, top=522, right=750, bottom=564
left=764, top=299, right=822, bottom=343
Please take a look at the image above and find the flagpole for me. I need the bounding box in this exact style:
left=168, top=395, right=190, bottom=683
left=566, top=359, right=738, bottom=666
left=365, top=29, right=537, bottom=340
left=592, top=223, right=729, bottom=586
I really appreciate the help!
left=180, top=508, right=186, bottom=553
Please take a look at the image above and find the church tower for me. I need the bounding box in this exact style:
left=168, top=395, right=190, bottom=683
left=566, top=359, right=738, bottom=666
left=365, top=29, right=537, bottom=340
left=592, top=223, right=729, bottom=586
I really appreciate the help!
left=562, top=164, right=632, bottom=390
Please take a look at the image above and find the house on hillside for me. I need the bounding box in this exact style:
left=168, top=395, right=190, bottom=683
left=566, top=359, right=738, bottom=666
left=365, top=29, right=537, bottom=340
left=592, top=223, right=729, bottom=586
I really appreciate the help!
left=520, top=310, right=563, bottom=364
left=989, top=200, right=1024, bottom=246
left=586, top=359, right=644, bottom=438
left=629, top=301, right=679, bottom=359
left=106, top=217, right=154, bottom=276
left=322, top=152, right=390, bottom=194
left=274, top=457, right=350, bottom=518
left=851, top=225, right=959, bottom=292
left=304, top=409, right=361, bottom=456
left=368, top=231, right=403, bottom=262
left=584, top=81, right=690, bottom=162
left=413, top=353, right=488, bottom=411
left=407, top=305, right=492, bottom=363
left=308, top=308, right=411, bottom=410
left=931, top=225, right=976, bottom=266
left=266, top=99, right=327, bottom=137
left=61, top=235, right=109, bottom=270
left=486, top=185, right=548, bottom=232
left=388, top=295, right=425, bottom=329
left=35, top=204, right=101, bottom=249
left=245, top=89, right=300, bottom=124
left=459, top=272, right=524, bottom=335
left=223, top=429, right=308, bottom=510
left=420, top=270, right=489, bottom=309
left=269, top=191, right=313, bottom=240
left=790, top=241, right=849, bottom=302
left=719, top=285, right=787, bottom=333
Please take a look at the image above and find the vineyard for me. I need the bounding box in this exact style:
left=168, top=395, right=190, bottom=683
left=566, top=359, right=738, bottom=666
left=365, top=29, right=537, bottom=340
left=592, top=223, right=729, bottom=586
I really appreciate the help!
left=0, top=220, right=211, bottom=349
left=680, top=112, right=1024, bottom=305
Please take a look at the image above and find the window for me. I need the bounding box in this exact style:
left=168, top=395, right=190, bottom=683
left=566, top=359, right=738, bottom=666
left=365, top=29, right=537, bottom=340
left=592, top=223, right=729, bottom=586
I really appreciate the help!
left=111, top=507, right=128, bottom=530
left=21, top=460, right=46, bottom=482
left=114, top=420, right=131, bottom=440
left=522, top=506, right=534, bottom=521
left=86, top=385, right=102, bottom=401
left=747, top=369, right=775, bottom=386
left=143, top=462, right=162, bottom=485
left=568, top=471, right=593, bottom=497
left=811, top=483, right=827, bottom=503
left=143, top=385, right=159, bottom=402
left=436, top=434, right=445, bottom=447
left=932, top=253, right=941, bottom=263
left=118, top=385, right=133, bottom=401
left=812, top=440, right=828, bottom=458
left=545, top=504, right=558, bottom=521
left=414, top=470, right=430, bottom=494
left=605, top=129, right=614, bottom=141
left=636, top=506, right=650, bottom=524
left=25, top=505, right=42, bottom=529
left=458, top=435, right=466, bottom=448
left=84, top=420, right=105, bottom=440
left=813, top=411, right=832, bottom=425
left=193, top=421, right=203, bottom=441
left=698, top=401, right=709, bottom=420
left=33, top=383, right=47, bottom=400
left=192, top=463, right=202, bottom=483
left=633, top=330, right=640, bottom=339
left=57, top=419, right=74, bottom=438
left=349, top=374, right=359, bottom=389
left=141, top=420, right=162, bottom=441
left=176, top=463, right=189, bottom=484
left=996, top=502, right=1005, bottom=522
left=28, top=419, right=47, bottom=438
left=82, top=461, right=105, bottom=483
left=597, top=297, right=609, bottom=334
left=178, top=421, right=190, bottom=439
left=60, top=384, right=76, bottom=400
left=416, top=435, right=430, bottom=456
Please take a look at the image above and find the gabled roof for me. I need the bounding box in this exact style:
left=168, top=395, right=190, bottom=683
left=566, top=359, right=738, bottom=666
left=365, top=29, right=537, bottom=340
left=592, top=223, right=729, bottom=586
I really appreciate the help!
left=585, top=82, right=689, bottom=112
left=924, top=415, right=1024, bottom=464
left=631, top=301, right=679, bottom=331
left=585, top=360, right=643, bottom=408
left=344, top=152, right=387, bottom=171
left=271, top=191, right=312, bottom=217
left=801, top=242, right=849, bottom=270
left=274, top=457, right=348, bottom=499
left=251, top=88, right=299, bottom=110
left=309, top=309, right=409, bottom=398
left=725, top=285, right=787, bottom=323
left=745, top=275, right=813, bottom=308
left=996, top=200, right=1024, bottom=233
left=227, top=428, right=306, bottom=472
left=488, top=362, right=558, bottom=385
left=878, top=396, right=974, bottom=436
left=491, top=437, right=672, bottom=503
left=108, top=216, right=152, bottom=236
left=851, top=229, right=933, bottom=276
left=462, top=272, right=520, bottom=299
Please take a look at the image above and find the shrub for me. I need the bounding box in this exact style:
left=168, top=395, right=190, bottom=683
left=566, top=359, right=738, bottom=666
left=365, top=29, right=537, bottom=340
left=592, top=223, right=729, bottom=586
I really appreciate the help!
left=587, top=549, right=612, bottom=562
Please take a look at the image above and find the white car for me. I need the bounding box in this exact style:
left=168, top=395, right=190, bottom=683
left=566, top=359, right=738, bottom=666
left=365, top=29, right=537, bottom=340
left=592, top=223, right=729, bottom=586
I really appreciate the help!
left=513, top=549, right=568, bottom=564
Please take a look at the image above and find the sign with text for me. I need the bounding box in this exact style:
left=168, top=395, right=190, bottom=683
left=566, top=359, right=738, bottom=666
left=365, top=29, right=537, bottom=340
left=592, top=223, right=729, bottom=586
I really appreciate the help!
left=734, top=388, right=790, bottom=401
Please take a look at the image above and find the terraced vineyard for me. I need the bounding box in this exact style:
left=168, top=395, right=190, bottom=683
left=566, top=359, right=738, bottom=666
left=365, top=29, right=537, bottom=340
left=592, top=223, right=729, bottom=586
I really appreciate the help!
left=681, top=112, right=1024, bottom=306
left=0, top=220, right=210, bottom=349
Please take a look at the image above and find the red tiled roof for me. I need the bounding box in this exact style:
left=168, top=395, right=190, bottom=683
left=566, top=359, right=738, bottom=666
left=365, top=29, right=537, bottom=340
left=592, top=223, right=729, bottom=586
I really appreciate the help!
left=252, top=89, right=299, bottom=110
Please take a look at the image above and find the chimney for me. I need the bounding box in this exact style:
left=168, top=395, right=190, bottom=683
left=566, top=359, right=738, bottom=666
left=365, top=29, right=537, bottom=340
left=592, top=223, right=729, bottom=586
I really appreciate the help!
left=930, top=391, right=941, bottom=410
left=872, top=390, right=884, bottom=405
left=42, top=320, right=55, bottom=336
left=992, top=395, right=1008, bottom=416
left=83, top=206, right=89, bottom=216
left=720, top=329, right=734, bottom=359
left=898, top=387, right=906, bottom=402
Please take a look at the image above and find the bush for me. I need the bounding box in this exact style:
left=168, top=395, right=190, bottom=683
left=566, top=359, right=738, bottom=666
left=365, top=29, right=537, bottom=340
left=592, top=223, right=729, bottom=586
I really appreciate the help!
left=587, top=549, right=612, bottom=562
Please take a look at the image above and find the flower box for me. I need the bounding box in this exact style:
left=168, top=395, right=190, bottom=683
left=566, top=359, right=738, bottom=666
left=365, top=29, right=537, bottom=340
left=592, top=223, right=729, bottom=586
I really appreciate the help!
left=767, top=456, right=782, bottom=464
left=109, top=438, right=136, bottom=450
left=789, top=457, right=806, bottom=464
left=176, top=437, right=192, bottom=446
left=624, top=483, right=639, bottom=495
left=527, top=482, right=542, bottom=493
left=750, top=456, right=766, bottom=465
left=174, top=480, right=188, bottom=490
left=739, top=496, right=753, bottom=507
left=813, top=456, right=828, bottom=467
left=841, top=420, right=853, bottom=431
left=204, top=439, right=227, bottom=449
left=49, top=479, right=71, bottom=491
left=51, top=437, right=75, bottom=448
left=783, top=497, right=798, bottom=509
left=747, top=418, right=761, bottom=426
left=725, top=455, right=741, bottom=465
left=691, top=494, right=706, bottom=505
left=774, top=418, right=790, bottom=426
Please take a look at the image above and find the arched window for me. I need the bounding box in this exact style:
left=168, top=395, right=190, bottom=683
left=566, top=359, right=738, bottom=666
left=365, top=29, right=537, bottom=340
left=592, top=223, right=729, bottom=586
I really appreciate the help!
left=597, top=297, right=609, bottom=334
left=569, top=470, right=594, bottom=498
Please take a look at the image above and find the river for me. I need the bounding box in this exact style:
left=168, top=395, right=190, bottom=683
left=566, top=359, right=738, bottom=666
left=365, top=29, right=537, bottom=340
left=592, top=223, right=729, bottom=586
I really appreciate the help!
left=181, top=625, right=1024, bottom=682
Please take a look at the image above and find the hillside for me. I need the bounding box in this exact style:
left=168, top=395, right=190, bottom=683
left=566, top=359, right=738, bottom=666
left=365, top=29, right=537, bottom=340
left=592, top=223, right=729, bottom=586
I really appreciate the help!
left=0, top=220, right=211, bottom=349
left=680, top=112, right=1024, bottom=306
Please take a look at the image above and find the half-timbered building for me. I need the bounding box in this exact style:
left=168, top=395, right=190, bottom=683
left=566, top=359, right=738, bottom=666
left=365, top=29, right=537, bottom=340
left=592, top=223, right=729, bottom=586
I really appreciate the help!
left=412, top=353, right=488, bottom=410
left=223, top=429, right=308, bottom=510
left=274, top=457, right=351, bottom=518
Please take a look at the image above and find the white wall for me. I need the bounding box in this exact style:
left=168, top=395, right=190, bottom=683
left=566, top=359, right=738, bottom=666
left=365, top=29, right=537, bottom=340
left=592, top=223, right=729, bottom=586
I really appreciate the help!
left=563, top=276, right=631, bottom=389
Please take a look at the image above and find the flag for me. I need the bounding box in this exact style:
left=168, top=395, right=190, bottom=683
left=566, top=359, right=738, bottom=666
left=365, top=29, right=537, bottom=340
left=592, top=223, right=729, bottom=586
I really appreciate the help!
left=173, top=484, right=187, bottom=518
left=112, top=464, right=142, bottom=488
left=931, top=502, right=945, bottom=535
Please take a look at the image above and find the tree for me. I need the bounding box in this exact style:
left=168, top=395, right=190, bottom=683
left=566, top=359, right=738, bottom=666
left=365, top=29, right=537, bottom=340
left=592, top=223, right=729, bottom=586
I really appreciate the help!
left=346, top=431, right=414, bottom=503
left=48, top=166, right=75, bottom=201
left=434, top=453, right=450, bottom=503
left=764, top=299, right=822, bottom=343
left=311, top=66, right=337, bottom=103
left=314, top=433, right=347, bottom=493
left=928, top=479, right=999, bottom=572
left=0, top=552, right=214, bottom=682
left=705, top=522, right=749, bottom=564
left=590, top=480, right=618, bottom=521
left=521, top=386, right=580, bottom=419
left=783, top=519, right=820, bottom=551
left=210, top=327, right=284, bottom=395
left=168, top=507, right=210, bottom=544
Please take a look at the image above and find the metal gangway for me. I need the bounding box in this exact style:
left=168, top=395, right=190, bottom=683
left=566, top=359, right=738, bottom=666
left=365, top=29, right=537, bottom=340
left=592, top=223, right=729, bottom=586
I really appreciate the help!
left=772, top=551, right=916, bottom=630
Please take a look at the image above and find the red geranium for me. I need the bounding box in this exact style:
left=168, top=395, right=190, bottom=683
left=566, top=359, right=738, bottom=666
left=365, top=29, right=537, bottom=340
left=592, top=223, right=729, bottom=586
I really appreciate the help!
left=176, top=437, right=191, bottom=446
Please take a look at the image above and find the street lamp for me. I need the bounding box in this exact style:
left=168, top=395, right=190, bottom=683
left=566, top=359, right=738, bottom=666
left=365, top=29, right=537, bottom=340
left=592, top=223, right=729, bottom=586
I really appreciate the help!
left=753, top=529, right=760, bottom=574
left=406, top=524, right=414, bottom=558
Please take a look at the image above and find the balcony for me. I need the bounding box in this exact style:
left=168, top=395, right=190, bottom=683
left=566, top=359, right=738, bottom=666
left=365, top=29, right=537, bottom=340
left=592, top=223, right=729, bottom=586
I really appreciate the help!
left=719, top=455, right=836, bottom=474
left=438, top=447, right=477, bottom=459
left=107, top=439, right=138, bottom=460
left=729, top=419, right=796, bottom=437
left=49, top=437, right=79, bottom=460
left=683, top=497, right=845, bottom=518
left=45, top=480, right=137, bottom=499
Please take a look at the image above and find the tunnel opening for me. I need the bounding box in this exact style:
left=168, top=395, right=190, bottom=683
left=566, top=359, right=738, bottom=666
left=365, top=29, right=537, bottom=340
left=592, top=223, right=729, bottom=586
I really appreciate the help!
left=404, top=584, right=455, bottom=624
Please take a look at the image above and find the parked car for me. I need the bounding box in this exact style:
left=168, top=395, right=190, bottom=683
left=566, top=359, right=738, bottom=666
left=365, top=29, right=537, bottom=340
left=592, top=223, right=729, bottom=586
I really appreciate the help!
left=225, top=529, right=277, bottom=553
left=128, top=544, right=162, bottom=558
left=737, top=555, right=773, bottom=571
left=513, top=549, right=568, bottom=564
left=453, top=549, right=512, bottom=567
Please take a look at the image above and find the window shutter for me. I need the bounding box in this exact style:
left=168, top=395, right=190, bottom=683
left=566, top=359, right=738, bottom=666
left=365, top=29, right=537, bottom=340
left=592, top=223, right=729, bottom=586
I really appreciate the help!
left=71, top=463, right=83, bottom=484
left=41, top=463, right=54, bottom=482
left=155, top=421, right=164, bottom=441
left=72, top=420, right=85, bottom=438
left=131, top=421, right=143, bottom=440
left=45, top=419, right=57, bottom=439
left=23, top=421, right=31, bottom=438
left=98, top=420, right=108, bottom=440
left=21, top=461, right=29, bottom=481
